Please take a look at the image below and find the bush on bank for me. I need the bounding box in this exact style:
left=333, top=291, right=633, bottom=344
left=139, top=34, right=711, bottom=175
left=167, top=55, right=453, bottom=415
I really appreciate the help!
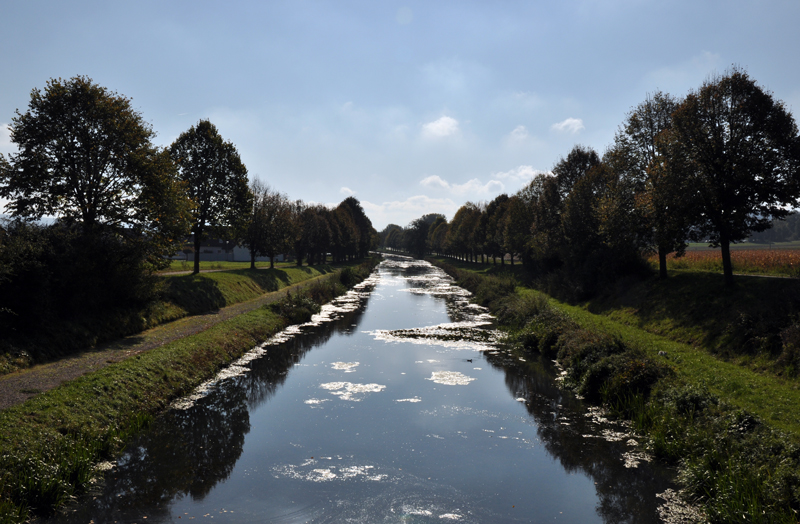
left=0, top=258, right=379, bottom=523
left=432, top=258, right=800, bottom=523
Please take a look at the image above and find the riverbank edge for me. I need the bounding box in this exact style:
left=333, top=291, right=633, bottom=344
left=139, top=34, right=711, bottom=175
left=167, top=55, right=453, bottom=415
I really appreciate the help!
left=0, top=257, right=381, bottom=523
left=428, top=257, right=800, bottom=523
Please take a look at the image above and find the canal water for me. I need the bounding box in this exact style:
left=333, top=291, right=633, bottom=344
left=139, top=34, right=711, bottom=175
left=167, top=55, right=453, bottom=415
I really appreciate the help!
left=55, top=255, right=675, bottom=523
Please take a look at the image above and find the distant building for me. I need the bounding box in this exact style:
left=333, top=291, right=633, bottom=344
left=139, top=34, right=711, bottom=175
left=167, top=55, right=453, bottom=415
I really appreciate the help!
left=168, top=235, right=285, bottom=263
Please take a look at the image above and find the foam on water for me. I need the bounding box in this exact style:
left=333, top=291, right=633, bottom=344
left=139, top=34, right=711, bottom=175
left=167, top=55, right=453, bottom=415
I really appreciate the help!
left=320, top=381, right=386, bottom=401
left=427, top=371, right=475, bottom=386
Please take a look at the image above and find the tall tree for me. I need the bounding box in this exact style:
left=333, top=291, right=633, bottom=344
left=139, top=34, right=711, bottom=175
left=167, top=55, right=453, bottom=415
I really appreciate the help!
left=339, top=196, right=375, bottom=259
left=241, top=180, right=292, bottom=269
left=671, top=68, right=800, bottom=285
left=0, top=76, right=191, bottom=265
left=609, top=91, right=691, bottom=279
left=170, top=120, right=251, bottom=274
left=404, top=216, right=430, bottom=258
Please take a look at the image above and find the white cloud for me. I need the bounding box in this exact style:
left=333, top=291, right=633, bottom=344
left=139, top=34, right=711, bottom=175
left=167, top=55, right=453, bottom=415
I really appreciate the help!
left=340, top=187, right=354, bottom=196
left=419, top=175, right=504, bottom=196
left=551, top=117, right=585, bottom=134
left=422, top=116, right=460, bottom=139
left=420, top=175, right=450, bottom=189
left=492, top=165, right=548, bottom=183
left=362, top=195, right=459, bottom=228
left=507, top=125, right=529, bottom=142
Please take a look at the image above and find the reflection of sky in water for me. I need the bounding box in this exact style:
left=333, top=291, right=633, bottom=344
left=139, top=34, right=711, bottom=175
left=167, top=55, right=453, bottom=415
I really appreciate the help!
left=46, top=255, right=677, bottom=524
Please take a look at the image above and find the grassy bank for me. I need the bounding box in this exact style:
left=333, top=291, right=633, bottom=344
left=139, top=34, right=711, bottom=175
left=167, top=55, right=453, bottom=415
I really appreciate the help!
left=157, top=260, right=298, bottom=273
left=0, top=258, right=380, bottom=523
left=1, top=264, right=338, bottom=375
left=430, top=257, right=800, bottom=523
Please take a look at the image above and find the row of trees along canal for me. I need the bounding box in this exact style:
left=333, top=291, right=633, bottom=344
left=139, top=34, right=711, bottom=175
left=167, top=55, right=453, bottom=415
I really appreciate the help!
left=0, top=76, right=378, bottom=358
left=384, top=67, right=800, bottom=293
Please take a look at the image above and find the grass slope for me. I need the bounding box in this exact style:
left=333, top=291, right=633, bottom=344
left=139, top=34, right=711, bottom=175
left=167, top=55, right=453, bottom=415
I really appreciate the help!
left=1, top=265, right=337, bottom=375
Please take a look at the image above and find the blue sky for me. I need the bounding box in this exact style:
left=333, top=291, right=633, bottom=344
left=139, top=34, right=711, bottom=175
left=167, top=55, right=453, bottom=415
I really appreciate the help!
left=2, top=1, right=799, bottom=230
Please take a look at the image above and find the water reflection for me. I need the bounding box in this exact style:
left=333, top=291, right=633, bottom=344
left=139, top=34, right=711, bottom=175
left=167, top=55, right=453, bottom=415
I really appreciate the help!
left=49, top=255, right=673, bottom=523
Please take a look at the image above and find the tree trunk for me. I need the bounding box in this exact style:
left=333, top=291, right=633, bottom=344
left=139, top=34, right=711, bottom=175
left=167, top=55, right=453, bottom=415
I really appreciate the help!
left=721, top=238, right=734, bottom=286
left=250, top=250, right=256, bottom=270
left=509, top=254, right=514, bottom=266
left=193, top=232, right=202, bottom=274
left=270, top=255, right=275, bottom=269
left=658, top=247, right=668, bottom=279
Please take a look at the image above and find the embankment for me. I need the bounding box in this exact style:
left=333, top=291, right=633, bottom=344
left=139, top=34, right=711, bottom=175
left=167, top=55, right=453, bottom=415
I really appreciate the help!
left=430, top=257, right=800, bottom=523
left=0, top=258, right=380, bottom=523
left=1, top=265, right=339, bottom=375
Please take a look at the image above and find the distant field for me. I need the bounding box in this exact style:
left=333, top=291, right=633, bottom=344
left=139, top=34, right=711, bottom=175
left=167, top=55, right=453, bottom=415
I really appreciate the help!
left=158, top=260, right=296, bottom=273
left=685, top=241, right=800, bottom=251
left=655, top=247, right=800, bottom=276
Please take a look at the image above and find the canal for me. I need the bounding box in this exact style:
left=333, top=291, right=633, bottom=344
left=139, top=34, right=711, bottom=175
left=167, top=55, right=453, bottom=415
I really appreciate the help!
left=54, top=255, right=675, bottom=523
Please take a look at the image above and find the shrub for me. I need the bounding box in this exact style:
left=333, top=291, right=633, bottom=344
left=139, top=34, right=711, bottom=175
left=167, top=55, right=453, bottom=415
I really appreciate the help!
left=580, top=352, right=672, bottom=403
left=556, top=329, right=627, bottom=387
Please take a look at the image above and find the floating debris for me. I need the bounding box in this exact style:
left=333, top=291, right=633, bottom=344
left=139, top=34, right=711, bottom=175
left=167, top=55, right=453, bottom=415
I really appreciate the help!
left=396, top=398, right=422, bottom=403
left=656, top=489, right=706, bottom=523
left=320, top=381, right=386, bottom=401
left=621, top=450, right=652, bottom=468
left=331, top=362, right=359, bottom=372
left=427, top=371, right=475, bottom=386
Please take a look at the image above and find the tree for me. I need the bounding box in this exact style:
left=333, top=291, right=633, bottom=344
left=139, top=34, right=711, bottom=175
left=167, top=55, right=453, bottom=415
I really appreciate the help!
left=671, top=68, right=800, bottom=285
left=503, top=195, right=530, bottom=266
left=241, top=180, right=292, bottom=269
left=404, top=216, right=430, bottom=258
left=170, top=120, right=251, bottom=274
left=339, top=196, right=375, bottom=259
left=0, top=76, right=191, bottom=266
left=609, top=91, right=692, bottom=279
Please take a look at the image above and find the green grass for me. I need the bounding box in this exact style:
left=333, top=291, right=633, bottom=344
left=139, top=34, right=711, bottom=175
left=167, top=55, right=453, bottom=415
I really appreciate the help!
left=157, top=264, right=336, bottom=319
left=582, top=270, right=800, bottom=369
left=1, top=264, right=340, bottom=374
left=545, top=293, right=800, bottom=436
left=158, top=259, right=298, bottom=273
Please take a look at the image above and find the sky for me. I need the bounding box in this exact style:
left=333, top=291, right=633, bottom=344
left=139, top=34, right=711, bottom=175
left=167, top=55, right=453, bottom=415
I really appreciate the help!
left=1, top=1, right=799, bottom=231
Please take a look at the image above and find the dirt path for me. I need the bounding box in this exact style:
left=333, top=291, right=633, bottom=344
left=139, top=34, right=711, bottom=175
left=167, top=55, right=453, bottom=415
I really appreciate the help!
left=0, top=274, right=334, bottom=411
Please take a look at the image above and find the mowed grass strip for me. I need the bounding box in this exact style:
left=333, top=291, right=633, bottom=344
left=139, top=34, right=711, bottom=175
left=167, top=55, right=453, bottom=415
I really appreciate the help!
left=158, top=260, right=299, bottom=273
left=158, top=264, right=336, bottom=318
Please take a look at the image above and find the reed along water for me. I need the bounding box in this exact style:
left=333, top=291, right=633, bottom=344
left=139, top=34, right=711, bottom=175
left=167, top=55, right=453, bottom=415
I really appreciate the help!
left=52, top=255, right=676, bottom=523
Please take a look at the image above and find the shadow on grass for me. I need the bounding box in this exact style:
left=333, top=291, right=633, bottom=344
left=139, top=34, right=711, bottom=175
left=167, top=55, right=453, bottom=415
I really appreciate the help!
left=584, top=271, right=800, bottom=357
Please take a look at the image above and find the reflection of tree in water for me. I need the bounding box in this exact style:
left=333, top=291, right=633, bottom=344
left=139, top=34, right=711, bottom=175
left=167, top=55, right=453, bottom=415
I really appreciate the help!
left=485, top=351, right=674, bottom=524
left=65, top=377, right=250, bottom=523
left=52, top=283, right=374, bottom=523
left=243, top=302, right=369, bottom=409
